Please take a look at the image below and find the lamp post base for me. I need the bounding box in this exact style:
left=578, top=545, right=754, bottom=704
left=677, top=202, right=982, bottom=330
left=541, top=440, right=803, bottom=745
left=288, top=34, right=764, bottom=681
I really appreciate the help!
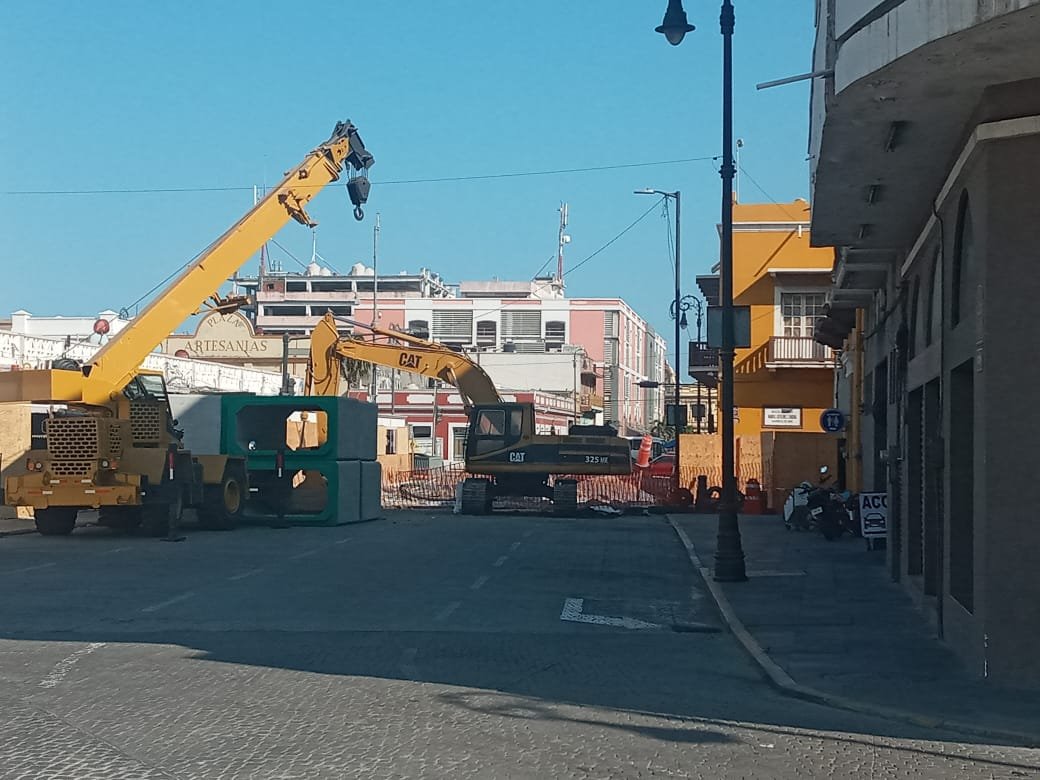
left=713, top=507, right=747, bottom=582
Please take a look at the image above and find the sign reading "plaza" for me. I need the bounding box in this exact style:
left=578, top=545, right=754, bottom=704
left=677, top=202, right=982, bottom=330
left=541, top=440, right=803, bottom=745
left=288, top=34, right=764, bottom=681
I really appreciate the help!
left=163, top=311, right=284, bottom=360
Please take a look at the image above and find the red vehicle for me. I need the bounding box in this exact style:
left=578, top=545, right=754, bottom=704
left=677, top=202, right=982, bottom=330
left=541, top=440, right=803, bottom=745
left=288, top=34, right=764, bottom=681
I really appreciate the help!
left=646, top=453, right=676, bottom=478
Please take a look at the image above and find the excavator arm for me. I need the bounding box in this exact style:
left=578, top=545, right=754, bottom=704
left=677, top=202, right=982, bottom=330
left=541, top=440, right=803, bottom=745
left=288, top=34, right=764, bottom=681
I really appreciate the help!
left=308, top=313, right=502, bottom=407
left=73, top=121, right=373, bottom=405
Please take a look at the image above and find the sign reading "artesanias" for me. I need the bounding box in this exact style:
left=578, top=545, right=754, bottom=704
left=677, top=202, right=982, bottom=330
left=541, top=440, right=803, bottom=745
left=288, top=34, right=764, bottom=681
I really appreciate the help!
left=163, top=311, right=284, bottom=359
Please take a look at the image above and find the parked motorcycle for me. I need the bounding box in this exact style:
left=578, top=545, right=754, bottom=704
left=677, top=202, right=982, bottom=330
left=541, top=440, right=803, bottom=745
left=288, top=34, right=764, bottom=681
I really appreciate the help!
left=783, top=466, right=833, bottom=531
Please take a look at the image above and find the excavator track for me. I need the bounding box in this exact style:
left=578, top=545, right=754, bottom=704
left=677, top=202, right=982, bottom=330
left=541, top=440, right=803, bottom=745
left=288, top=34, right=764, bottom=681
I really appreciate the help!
left=460, top=478, right=492, bottom=515
left=552, top=479, right=579, bottom=516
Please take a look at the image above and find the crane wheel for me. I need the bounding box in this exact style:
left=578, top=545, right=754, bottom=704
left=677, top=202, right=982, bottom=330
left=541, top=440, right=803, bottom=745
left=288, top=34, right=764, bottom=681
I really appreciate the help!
left=552, top=479, right=579, bottom=516
left=460, top=478, right=492, bottom=515
left=198, top=467, right=246, bottom=531
left=35, top=508, right=77, bottom=536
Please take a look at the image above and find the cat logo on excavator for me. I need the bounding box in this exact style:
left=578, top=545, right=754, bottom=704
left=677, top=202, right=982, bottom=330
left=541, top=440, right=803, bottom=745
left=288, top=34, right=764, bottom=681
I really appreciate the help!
left=398, top=353, right=422, bottom=370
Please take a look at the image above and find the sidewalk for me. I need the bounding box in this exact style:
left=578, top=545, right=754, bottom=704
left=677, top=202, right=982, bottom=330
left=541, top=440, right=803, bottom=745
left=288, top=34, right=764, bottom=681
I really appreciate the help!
left=0, top=513, right=35, bottom=536
left=672, top=513, right=1040, bottom=745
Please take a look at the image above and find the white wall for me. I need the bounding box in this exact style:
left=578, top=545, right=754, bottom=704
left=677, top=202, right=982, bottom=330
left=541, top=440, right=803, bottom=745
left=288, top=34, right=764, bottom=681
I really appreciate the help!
left=474, top=352, right=581, bottom=393
left=0, top=331, right=296, bottom=395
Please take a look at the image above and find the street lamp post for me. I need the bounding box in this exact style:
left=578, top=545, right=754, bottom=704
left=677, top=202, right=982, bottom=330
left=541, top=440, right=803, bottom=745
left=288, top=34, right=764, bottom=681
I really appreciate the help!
left=657, top=0, right=746, bottom=582
left=674, top=295, right=704, bottom=433
left=635, top=188, right=682, bottom=499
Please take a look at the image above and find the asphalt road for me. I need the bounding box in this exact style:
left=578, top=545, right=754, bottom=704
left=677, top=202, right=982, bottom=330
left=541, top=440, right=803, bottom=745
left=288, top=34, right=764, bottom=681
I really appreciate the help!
left=0, top=511, right=1037, bottom=779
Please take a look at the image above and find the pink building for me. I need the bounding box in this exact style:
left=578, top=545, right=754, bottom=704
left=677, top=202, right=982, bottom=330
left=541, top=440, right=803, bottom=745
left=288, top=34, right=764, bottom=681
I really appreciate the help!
left=235, top=265, right=668, bottom=441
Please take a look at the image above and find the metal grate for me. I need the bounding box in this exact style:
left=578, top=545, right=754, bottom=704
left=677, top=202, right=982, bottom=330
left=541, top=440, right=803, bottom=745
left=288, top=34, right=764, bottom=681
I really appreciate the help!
left=51, top=461, right=93, bottom=476
left=107, top=422, right=125, bottom=457
left=432, top=311, right=473, bottom=341
left=501, top=310, right=541, bottom=339
left=47, top=418, right=100, bottom=460
left=130, top=402, right=162, bottom=443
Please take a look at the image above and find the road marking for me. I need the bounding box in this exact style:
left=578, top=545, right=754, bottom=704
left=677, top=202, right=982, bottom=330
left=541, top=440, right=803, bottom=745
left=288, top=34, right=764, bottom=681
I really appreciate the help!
left=39, top=643, right=106, bottom=689
left=470, top=575, right=489, bottom=591
left=493, top=555, right=508, bottom=567
left=559, top=597, right=660, bottom=630
left=102, top=546, right=131, bottom=555
left=333, top=537, right=353, bottom=546
left=400, top=647, right=419, bottom=678
left=289, top=549, right=319, bottom=560
left=227, top=568, right=263, bottom=581
left=1, top=562, right=56, bottom=576
left=435, top=601, right=461, bottom=621
left=745, top=569, right=807, bottom=578
left=141, top=591, right=196, bottom=613
left=510, top=541, right=521, bottom=551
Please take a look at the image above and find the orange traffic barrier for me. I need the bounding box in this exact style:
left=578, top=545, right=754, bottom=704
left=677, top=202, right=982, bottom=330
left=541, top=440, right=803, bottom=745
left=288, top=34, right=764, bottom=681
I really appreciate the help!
left=634, top=435, right=653, bottom=469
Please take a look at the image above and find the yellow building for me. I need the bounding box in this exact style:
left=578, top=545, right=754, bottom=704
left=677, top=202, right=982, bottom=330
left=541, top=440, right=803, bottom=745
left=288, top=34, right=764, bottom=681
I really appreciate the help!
left=700, top=198, right=835, bottom=438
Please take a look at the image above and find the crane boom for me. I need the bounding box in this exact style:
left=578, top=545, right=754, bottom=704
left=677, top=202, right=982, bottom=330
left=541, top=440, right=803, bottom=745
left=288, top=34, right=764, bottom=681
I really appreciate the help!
left=308, top=313, right=502, bottom=406
left=80, top=121, right=374, bottom=404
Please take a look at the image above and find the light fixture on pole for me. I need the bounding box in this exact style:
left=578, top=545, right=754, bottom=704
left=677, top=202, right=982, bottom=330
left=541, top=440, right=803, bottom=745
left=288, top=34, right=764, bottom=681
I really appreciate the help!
left=673, top=294, right=705, bottom=434
left=655, top=0, right=746, bottom=582
left=656, top=0, right=696, bottom=45
left=635, top=188, right=683, bottom=502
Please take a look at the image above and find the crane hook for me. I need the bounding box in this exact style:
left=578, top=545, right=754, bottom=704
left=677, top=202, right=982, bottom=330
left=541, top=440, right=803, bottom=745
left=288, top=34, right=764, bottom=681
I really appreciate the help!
left=354, top=205, right=365, bottom=221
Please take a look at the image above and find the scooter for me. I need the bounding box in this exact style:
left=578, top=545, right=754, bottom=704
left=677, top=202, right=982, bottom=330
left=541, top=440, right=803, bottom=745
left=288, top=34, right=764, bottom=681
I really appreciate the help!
left=783, top=466, right=833, bottom=531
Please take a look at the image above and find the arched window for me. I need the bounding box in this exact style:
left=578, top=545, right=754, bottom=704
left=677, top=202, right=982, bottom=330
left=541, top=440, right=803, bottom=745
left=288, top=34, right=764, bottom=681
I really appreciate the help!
left=951, top=192, right=974, bottom=326
left=926, top=248, right=943, bottom=346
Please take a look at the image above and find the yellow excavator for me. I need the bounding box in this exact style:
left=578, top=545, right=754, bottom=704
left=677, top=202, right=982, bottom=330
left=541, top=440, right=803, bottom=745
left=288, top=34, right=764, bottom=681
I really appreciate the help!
left=1, top=121, right=374, bottom=536
left=307, top=313, right=632, bottom=514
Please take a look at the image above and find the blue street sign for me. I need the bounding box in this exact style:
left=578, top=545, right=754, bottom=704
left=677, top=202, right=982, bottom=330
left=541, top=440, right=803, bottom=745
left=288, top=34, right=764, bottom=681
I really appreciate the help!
left=820, top=409, right=846, bottom=433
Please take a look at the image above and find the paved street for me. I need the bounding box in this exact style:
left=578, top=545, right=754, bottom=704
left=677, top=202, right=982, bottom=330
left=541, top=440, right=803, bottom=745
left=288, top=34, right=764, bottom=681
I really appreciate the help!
left=0, top=511, right=1038, bottom=779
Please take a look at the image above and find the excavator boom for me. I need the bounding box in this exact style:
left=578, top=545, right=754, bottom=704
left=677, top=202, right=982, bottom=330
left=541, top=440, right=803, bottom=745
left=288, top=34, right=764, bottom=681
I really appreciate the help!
left=308, top=313, right=501, bottom=406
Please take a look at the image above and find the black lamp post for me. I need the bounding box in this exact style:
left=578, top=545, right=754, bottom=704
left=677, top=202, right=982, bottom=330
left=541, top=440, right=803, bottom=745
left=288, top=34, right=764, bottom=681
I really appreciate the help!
left=656, top=0, right=746, bottom=582
left=673, top=295, right=705, bottom=433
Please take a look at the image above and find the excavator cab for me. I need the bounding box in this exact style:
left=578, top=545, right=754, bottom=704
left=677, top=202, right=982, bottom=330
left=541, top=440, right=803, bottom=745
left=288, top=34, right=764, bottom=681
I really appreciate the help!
left=466, top=403, right=533, bottom=458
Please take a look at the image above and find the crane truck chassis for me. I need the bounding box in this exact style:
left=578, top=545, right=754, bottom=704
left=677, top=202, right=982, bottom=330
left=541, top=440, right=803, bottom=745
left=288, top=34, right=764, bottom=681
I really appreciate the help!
left=307, top=313, right=632, bottom=515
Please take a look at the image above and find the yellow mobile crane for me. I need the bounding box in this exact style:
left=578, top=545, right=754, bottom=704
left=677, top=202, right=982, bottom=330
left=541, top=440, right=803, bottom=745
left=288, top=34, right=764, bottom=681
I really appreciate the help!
left=2, top=122, right=374, bottom=536
left=307, top=313, right=632, bottom=515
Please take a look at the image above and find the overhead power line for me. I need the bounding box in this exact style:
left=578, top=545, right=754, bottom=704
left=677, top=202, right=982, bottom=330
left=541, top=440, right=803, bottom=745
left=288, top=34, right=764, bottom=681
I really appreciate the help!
left=1, top=156, right=717, bottom=196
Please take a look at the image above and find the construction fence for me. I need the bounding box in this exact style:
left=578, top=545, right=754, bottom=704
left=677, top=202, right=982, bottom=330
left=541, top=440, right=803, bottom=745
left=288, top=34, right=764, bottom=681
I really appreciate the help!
left=377, top=432, right=839, bottom=513
left=380, top=462, right=766, bottom=512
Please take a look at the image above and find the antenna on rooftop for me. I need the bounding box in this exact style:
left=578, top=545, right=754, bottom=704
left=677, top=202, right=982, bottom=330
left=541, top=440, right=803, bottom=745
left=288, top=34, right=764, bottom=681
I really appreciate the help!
left=557, top=202, right=570, bottom=287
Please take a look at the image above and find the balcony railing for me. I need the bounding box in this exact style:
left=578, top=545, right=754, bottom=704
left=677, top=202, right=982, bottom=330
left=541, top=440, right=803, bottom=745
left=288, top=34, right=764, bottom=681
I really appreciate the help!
left=767, top=337, right=835, bottom=366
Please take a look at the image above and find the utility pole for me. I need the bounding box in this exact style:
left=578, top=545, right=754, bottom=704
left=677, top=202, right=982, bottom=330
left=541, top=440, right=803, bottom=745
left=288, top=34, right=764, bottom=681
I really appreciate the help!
left=369, top=213, right=380, bottom=404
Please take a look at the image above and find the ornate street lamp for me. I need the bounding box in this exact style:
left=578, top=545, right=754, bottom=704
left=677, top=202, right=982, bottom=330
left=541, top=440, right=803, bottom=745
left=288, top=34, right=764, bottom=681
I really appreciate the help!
left=655, top=0, right=746, bottom=582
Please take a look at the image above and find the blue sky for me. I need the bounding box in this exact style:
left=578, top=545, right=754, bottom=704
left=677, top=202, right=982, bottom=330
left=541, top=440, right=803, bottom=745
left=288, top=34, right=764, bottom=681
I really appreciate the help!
left=0, top=1, right=815, bottom=355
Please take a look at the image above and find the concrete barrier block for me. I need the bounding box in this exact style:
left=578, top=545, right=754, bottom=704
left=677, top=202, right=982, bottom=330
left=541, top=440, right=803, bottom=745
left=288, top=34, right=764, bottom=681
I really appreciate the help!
left=360, top=459, right=382, bottom=521
left=336, top=460, right=362, bottom=524
left=335, top=397, right=377, bottom=461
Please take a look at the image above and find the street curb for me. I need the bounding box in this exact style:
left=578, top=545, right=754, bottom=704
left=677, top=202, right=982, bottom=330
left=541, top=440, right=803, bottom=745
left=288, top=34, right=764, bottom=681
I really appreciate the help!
left=666, top=515, right=1040, bottom=747
left=0, top=528, right=36, bottom=538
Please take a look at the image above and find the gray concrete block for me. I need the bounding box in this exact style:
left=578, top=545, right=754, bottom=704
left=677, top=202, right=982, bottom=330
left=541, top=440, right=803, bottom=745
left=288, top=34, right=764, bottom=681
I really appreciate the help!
left=168, top=393, right=223, bottom=455
left=336, top=460, right=362, bottom=524
left=360, top=459, right=382, bottom=521
left=334, top=397, right=378, bottom=461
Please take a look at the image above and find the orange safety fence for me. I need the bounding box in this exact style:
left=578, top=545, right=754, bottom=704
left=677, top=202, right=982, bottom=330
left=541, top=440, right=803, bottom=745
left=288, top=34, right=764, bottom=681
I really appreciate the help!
left=379, top=465, right=758, bottom=510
